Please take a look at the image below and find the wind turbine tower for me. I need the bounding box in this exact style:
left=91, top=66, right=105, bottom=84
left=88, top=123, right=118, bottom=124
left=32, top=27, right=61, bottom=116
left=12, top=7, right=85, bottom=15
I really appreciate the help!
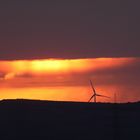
left=88, top=80, right=110, bottom=103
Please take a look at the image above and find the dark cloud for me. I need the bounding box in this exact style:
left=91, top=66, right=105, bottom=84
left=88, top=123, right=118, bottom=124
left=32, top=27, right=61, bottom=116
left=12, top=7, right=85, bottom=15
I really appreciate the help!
left=0, top=0, right=140, bottom=60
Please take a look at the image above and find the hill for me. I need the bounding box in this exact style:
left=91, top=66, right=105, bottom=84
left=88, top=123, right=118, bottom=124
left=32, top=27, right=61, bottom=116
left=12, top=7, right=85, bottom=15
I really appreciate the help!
left=0, top=99, right=140, bottom=140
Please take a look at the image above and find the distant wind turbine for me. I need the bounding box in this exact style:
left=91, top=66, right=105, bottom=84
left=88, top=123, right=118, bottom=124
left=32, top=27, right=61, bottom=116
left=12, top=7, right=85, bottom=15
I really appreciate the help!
left=88, top=80, right=110, bottom=103
left=114, top=92, right=118, bottom=103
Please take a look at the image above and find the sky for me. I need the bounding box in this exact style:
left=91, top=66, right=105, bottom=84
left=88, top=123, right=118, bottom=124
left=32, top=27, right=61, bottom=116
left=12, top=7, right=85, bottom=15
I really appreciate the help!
left=0, top=0, right=140, bottom=102
left=0, top=58, right=140, bottom=103
left=0, top=0, right=140, bottom=59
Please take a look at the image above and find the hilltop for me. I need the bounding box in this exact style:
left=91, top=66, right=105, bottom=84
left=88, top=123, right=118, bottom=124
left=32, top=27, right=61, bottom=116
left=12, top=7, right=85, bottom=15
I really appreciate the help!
left=0, top=99, right=140, bottom=140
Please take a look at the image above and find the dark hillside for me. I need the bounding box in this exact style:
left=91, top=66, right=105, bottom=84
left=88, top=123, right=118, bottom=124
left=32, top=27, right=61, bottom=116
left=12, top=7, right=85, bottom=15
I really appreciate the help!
left=0, top=99, right=140, bottom=140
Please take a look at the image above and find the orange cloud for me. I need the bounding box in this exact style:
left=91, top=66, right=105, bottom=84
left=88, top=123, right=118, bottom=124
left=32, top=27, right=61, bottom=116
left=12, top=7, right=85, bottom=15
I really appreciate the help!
left=0, top=57, right=136, bottom=80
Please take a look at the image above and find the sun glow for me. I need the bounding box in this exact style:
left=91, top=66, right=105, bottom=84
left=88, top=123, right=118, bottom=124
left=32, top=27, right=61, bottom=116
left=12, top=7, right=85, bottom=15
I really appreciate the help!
left=0, top=57, right=135, bottom=79
left=31, top=60, right=67, bottom=72
left=0, top=57, right=139, bottom=102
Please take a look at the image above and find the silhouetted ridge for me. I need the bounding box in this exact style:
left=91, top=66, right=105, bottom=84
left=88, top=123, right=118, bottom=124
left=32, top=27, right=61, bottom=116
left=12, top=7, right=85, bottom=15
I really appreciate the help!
left=0, top=99, right=140, bottom=140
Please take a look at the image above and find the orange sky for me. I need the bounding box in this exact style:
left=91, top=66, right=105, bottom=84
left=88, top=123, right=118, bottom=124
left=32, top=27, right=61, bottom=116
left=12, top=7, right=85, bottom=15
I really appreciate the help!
left=0, top=57, right=140, bottom=103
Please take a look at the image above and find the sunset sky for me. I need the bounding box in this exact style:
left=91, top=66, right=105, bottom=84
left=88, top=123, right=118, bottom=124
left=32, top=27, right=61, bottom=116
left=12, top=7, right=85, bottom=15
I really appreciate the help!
left=0, top=0, right=140, bottom=102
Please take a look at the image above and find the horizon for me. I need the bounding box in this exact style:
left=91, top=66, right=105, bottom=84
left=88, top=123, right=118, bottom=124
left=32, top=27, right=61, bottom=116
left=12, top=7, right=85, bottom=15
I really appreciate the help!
left=0, top=57, right=140, bottom=103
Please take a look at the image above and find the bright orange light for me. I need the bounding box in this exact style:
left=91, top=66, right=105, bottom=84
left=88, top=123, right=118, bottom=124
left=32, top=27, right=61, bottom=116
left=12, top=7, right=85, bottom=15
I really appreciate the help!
left=30, top=59, right=92, bottom=74
left=0, top=57, right=139, bottom=103
left=0, top=87, right=90, bottom=102
left=0, top=57, right=135, bottom=79
left=31, top=60, right=65, bottom=72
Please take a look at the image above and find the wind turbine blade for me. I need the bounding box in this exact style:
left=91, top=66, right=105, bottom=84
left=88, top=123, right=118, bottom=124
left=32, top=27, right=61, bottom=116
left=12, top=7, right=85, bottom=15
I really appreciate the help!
left=88, top=95, right=95, bottom=102
left=89, top=80, right=96, bottom=94
left=96, top=94, right=110, bottom=98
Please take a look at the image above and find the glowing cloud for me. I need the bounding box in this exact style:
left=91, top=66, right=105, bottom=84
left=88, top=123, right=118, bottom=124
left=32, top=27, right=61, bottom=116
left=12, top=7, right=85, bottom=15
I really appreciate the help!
left=0, top=57, right=136, bottom=79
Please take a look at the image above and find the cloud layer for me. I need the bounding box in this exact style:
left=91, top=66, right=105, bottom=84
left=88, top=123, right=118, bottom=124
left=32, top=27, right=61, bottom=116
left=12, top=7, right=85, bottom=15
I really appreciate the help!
left=0, top=0, right=140, bottom=60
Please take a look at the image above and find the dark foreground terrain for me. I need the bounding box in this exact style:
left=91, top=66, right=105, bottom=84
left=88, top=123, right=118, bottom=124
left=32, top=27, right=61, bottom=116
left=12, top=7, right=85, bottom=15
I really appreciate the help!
left=0, top=99, right=140, bottom=140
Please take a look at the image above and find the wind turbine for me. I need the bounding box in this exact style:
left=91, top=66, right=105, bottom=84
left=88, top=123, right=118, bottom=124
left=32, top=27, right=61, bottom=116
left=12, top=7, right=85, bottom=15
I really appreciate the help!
left=114, top=92, right=119, bottom=103
left=88, top=80, right=110, bottom=103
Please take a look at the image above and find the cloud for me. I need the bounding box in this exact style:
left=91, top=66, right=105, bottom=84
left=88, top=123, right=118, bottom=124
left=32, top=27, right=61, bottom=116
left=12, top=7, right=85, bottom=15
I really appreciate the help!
left=0, top=57, right=139, bottom=88
left=0, top=58, right=134, bottom=77
left=4, top=73, right=16, bottom=80
left=0, top=0, right=140, bottom=60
